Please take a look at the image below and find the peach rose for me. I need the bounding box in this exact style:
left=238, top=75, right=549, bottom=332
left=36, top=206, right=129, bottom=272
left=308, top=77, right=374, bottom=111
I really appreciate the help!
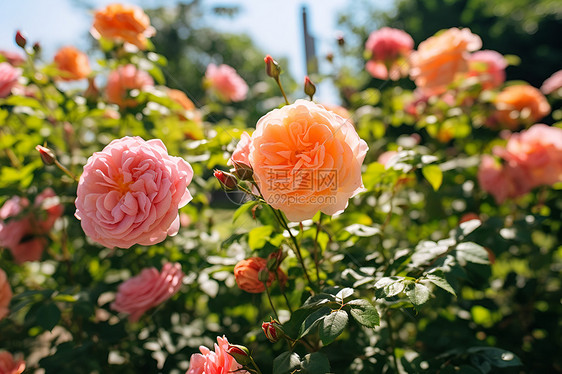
left=234, top=257, right=287, bottom=294
left=75, top=136, right=193, bottom=248
left=249, top=99, right=368, bottom=222
left=53, top=46, right=91, bottom=81
left=167, top=88, right=202, bottom=123
left=365, top=27, right=413, bottom=80
left=0, top=62, right=21, bottom=98
left=91, top=3, right=155, bottom=50
left=541, top=69, right=562, bottom=95
left=205, top=63, right=248, bottom=103
left=501, top=124, right=562, bottom=187
left=320, top=104, right=353, bottom=126
left=410, top=27, right=482, bottom=95
left=0, top=189, right=62, bottom=263
left=477, top=155, right=531, bottom=204
left=0, top=351, right=25, bottom=374
left=494, top=85, right=550, bottom=129
left=0, top=269, right=12, bottom=320
left=0, top=50, right=25, bottom=67
left=106, top=64, right=154, bottom=108
left=111, top=262, right=183, bottom=322
left=228, top=131, right=251, bottom=168
left=187, top=336, right=248, bottom=374
left=467, top=50, right=507, bottom=90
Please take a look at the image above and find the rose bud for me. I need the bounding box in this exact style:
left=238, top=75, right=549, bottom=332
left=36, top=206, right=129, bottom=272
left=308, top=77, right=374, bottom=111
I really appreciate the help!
left=304, top=76, right=316, bottom=99
left=226, top=344, right=252, bottom=366
left=214, top=170, right=238, bottom=190
left=15, top=31, right=26, bottom=48
left=337, top=33, right=345, bottom=47
left=262, top=319, right=284, bottom=343
left=36, top=145, right=55, bottom=165
left=33, top=42, right=41, bottom=54
left=264, top=55, right=281, bottom=80
left=266, top=250, right=285, bottom=271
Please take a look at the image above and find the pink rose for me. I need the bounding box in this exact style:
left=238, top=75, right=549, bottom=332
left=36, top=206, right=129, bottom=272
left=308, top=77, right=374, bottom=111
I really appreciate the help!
left=106, top=64, right=154, bottom=108
left=501, top=124, right=562, bottom=187
left=205, top=63, right=248, bottom=103
left=228, top=131, right=251, bottom=167
left=0, top=50, right=25, bottom=67
left=9, top=238, right=47, bottom=265
left=467, top=50, right=507, bottom=90
left=249, top=99, right=368, bottom=221
left=0, top=351, right=25, bottom=374
left=477, top=155, right=531, bottom=204
left=541, top=69, right=562, bottom=95
left=0, top=62, right=21, bottom=98
left=0, top=189, right=62, bottom=263
left=410, top=28, right=482, bottom=95
left=111, top=262, right=183, bottom=322
left=0, top=269, right=12, bottom=320
left=0, top=196, right=30, bottom=250
left=365, top=27, right=413, bottom=80
left=75, top=136, right=193, bottom=248
left=186, top=336, right=248, bottom=374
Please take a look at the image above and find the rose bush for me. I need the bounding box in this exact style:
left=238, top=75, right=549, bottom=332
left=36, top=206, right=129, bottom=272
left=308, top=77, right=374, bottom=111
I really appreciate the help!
left=0, top=3, right=561, bottom=374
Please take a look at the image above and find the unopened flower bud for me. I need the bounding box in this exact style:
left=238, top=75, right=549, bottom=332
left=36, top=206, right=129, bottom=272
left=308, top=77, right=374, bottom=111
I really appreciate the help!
left=262, top=319, right=284, bottom=343
left=226, top=344, right=252, bottom=366
left=231, top=160, right=253, bottom=180
left=214, top=170, right=238, bottom=190
left=32, top=42, right=41, bottom=54
left=264, top=55, right=281, bottom=80
left=15, top=31, right=27, bottom=48
left=337, top=33, right=345, bottom=47
left=258, top=267, right=270, bottom=283
left=326, top=52, right=334, bottom=63
left=266, top=250, right=284, bottom=271
left=84, top=77, right=99, bottom=102
left=304, top=76, right=316, bottom=99
left=36, top=145, right=55, bottom=165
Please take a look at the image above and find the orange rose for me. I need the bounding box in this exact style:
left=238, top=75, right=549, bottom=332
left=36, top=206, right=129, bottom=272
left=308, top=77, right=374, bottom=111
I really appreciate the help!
left=0, top=268, right=12, bottom=320
left=0, top=351, right=25, bottom=374
left=53, top=46, right=91, bottom=81
left=494, top=85, right=550, bottom=129
left=234, top=257, right=287, bottom=293
left=249, top=100, right=368, bottom=222
left=410, top=28, right=482, bottom=95
left=167, top=88, right=202, bottom=123
left=320, top=103, right=353, bottom=126
left=91, top=3, right=155, bottom=50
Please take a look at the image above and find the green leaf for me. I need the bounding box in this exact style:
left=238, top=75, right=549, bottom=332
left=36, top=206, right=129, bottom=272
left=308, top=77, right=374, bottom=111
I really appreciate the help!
left=37, top=303, right=61, bottom=331
left=248, top=225, right=274, bottom=250
left=273, top=352, right=301, bottom=374
left=426, top=273, right=456, bottom=296
left=319, top=310, right=348, bottom=345
left=406, top=283, right=430, bottom=306
left=299, top=306, right=332, bottom=338
left=422, top=164, right=443, bottom=191
left=466, top=347, right=522, bottom=368
left=301, top=352, right=331, bottom=374
left=456, top=242, right=489, bottom=265
left=347, top=299, right=380, bottom=327
left=302, top=293, right=336, bottom=309
left=232, top=200, right=259, bottom=223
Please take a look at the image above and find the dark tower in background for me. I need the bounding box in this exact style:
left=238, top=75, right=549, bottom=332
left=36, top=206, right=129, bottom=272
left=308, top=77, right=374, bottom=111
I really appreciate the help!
left=302, top=5, right=318, bottom=75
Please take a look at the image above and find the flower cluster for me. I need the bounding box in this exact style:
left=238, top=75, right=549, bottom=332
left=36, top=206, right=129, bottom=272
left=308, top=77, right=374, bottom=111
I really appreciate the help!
left=478, top=124, right=562, bottom=203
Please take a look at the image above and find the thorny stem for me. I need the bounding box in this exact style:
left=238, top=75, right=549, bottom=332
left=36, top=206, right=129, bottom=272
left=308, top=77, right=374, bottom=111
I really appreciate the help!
left=274, top=77, right=290, bottom=105
left=276, top=272, right=293, bottom=313
left=54, top=159, right=79, bottom=182
left=312, top=213, right=324, bottom=284
left=271, top=208, right=314, bottom=290
left=386, top=309, right=400, bottom=373
left=264, top=282, right=279, bottom=321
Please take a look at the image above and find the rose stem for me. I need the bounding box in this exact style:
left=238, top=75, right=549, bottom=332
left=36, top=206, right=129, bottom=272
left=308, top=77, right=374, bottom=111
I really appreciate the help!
left=275, top=272, right=293, bottom=313
left=263, top=282, right=279, bottom=321
left=274, top=77, right=290, bottom=105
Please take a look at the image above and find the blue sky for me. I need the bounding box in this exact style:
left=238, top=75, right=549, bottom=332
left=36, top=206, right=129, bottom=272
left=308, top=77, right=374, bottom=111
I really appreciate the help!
left=0, top=0, right=392, bottom=102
